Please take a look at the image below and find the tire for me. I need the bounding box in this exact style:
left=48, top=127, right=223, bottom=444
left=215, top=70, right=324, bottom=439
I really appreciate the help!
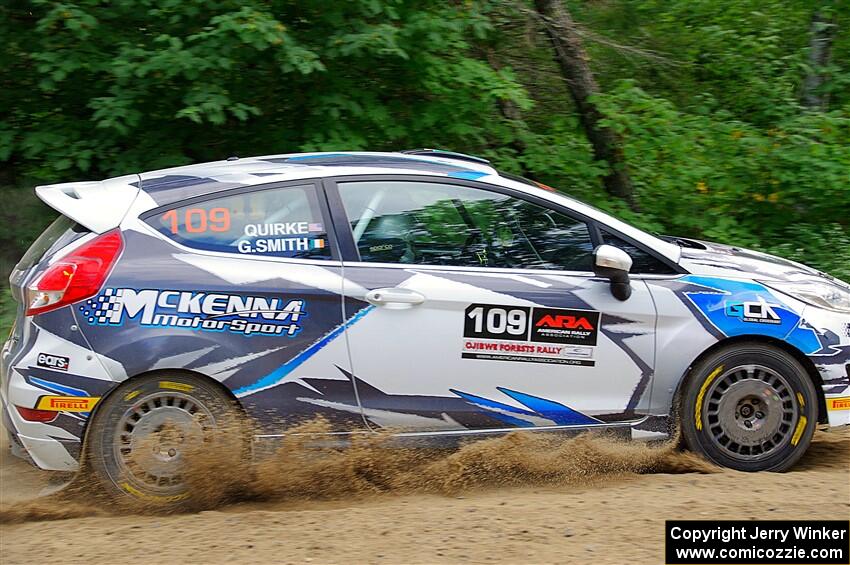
left=680, top=343, right=818, bottom=472
left=85, top=372, right=246, bottom=507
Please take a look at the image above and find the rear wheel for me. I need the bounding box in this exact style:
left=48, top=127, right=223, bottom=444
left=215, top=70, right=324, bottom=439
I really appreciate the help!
left=85, top=372, right=246, bottom=507
left=680, top=343, right=817, bottom=472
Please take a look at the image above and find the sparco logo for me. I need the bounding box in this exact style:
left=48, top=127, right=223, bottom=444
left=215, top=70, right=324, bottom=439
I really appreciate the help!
left=81, top=288, right=306, bottom=337
left=36, top=353, right=70, bottom=371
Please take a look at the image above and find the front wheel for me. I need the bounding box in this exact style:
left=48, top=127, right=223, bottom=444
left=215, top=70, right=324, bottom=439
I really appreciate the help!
left=680, top=343, right=818, bottom=472
left=85, top=372, right=247, bottom=507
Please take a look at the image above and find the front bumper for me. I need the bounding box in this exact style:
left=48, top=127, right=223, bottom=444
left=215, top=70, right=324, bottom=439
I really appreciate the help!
left=798, top=304, right=850, bottom=428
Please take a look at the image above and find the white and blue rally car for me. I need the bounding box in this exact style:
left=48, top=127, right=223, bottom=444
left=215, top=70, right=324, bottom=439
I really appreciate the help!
left=3, top=150, right=849, bottom=503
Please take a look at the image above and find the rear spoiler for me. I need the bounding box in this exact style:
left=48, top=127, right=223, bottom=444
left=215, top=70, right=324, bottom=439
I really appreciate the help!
left=35, top=174, right=141, bottom=234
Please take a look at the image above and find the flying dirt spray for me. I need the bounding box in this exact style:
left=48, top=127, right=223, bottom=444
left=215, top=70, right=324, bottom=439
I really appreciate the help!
left=0, top=417, right=717, bottom=524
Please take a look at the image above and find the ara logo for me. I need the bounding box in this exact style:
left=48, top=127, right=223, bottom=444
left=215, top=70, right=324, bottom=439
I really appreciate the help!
left=725, top=299, right=781, bottom=325
left=531, top=307, right=600, bottom=346
left=81, top=288, right=307, bottom=337
left=535, top=315, right=595, bottom=330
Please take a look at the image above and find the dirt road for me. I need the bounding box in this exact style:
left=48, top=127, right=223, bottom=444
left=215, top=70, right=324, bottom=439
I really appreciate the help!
left=1, top=426, right=848, bottom=565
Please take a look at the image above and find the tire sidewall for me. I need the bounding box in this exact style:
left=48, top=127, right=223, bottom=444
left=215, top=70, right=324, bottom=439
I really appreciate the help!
left=681, top=344, right=818, bottom=472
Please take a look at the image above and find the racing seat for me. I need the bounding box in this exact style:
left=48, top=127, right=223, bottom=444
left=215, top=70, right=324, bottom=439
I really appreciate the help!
left=357, top=213, right=416, bottom=263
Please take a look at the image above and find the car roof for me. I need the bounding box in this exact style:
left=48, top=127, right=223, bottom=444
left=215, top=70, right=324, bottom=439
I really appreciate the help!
left=134, top=151, right=680, bottom=264
left=136, top=151, right=503, bottom=204
left=36, top=150, right=681, bottom=263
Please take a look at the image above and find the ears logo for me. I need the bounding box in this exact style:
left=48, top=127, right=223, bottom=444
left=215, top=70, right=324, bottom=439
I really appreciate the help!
left=36, top=353, right=70, bottom=371
left=725, top=299, right=781, bottom=325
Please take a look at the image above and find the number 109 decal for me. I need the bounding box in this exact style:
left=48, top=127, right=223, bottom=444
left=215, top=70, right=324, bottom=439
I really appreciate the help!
left=464, top=305, right=531, bottom=341
left=462, top=303, right=600, bottom=366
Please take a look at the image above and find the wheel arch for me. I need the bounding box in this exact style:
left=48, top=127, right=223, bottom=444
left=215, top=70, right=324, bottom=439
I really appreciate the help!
left=674, top=335, right=827, bottom=424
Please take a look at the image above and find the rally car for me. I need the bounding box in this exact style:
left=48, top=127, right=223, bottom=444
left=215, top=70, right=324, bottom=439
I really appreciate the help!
left=3, top=150, right=849, bottom=503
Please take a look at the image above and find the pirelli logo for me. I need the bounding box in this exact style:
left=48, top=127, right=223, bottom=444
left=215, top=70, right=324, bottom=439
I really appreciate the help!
left=35, top=396, right=100, bottom=412
left=827, top=397, right=850, bottom=411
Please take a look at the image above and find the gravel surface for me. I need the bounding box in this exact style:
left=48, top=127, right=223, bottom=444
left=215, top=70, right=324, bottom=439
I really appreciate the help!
left=1, top=423, right=847, bottom=564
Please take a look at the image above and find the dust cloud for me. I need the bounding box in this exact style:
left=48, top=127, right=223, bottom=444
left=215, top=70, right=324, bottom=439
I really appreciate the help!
left=0, top=417, right=715, bottom=524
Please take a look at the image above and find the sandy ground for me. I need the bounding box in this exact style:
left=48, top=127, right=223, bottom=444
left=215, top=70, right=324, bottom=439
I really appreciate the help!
left=0, top=425, right=848, bottom=565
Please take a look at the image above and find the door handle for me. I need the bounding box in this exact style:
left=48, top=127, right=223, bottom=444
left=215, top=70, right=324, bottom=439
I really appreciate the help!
left=365, top=287, right=426, bottom=308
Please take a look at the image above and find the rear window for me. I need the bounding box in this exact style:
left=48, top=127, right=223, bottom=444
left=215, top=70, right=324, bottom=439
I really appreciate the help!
left=15, top=216, right=88, bottom=271
left=146, top=184, right=332, bottom=260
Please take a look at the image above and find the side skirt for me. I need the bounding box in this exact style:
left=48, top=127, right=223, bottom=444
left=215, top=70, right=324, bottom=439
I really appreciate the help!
left=250, top=415, right=675, bottom=455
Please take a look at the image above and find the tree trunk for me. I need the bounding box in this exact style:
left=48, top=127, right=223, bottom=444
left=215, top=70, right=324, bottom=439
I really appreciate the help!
left=485, top=48, right=532, bottom=177
left=533, top=0, right=636, bottom=209
left=803, top=9, right=835, bottom=110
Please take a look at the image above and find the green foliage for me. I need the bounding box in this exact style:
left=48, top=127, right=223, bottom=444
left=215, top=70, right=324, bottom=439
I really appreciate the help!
left=593, top=81, right=850, bottom=250
left=0, top=287, right=15, bottom=339
left=1, top=0, right=848, bottom=281
left=0, top=185, right=56, bottom=277
left=1, top=0, right=522, bottom=178
left=764, top=224, right=850, bottom=281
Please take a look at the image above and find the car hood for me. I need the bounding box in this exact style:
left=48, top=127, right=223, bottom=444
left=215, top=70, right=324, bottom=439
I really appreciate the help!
left=674, top=238, right=828, bottom=282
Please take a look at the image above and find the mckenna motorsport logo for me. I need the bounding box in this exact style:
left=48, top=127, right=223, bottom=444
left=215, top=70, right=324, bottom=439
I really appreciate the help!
left=725, top=299, right=782, bottom=325
left=81, top=288, right=307, bottom=336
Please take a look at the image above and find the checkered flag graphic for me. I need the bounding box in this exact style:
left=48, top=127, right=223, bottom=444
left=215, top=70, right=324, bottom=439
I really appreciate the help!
left=81, top=288, right=124, bottom=324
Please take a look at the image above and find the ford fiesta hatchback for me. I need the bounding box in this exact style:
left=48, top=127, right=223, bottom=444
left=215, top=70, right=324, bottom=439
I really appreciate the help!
left=3, top=150, right=849, bottom=503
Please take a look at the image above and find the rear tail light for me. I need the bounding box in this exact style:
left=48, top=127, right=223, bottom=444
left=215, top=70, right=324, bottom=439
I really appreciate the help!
left=26, top=230, right=123, bottom=316
left=15, top=405, right=58, bottom=423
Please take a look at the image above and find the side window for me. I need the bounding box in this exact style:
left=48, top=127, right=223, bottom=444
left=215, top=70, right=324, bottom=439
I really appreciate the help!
left=601, top=230, right=675, bottom=274
left=338, top=180, right=594, bottom=271
left=147, top=184, right=332, bottom=260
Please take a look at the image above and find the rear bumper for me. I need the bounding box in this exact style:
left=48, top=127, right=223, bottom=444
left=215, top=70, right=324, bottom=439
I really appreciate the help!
left=16, top=432, right=79, bottom=471
left=2, top=406, right=32, bottom=462
left=1, top=399, right=80, bottom=471
left=1, top=306, right=117, bottom=473
left=1, top=359, right=81, bottom=471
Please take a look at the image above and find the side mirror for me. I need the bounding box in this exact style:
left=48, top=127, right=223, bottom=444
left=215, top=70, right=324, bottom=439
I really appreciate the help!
left=593, top=245, right=632, bottom=301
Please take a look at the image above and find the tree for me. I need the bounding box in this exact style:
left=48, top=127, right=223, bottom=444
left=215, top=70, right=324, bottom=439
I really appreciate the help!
left=532, top=0, right=637, bottom=209
left=803, top=8, right=836, bottom=109
left=1, top=0, right=849, bottom=284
